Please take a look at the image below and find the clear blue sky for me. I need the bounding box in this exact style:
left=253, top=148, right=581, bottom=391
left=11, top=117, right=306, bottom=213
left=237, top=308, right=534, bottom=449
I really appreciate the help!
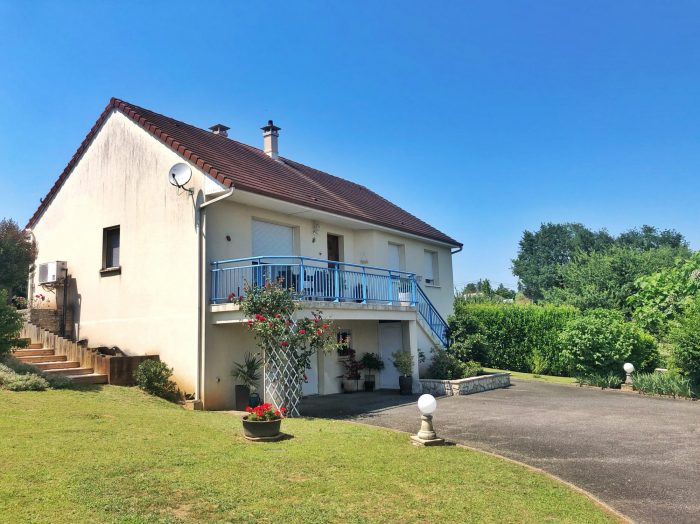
left=1, top=1, right=699, bottom=289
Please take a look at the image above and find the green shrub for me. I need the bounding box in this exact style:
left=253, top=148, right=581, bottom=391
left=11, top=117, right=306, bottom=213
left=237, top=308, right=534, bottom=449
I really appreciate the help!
left=559, top=309, right=659, bottom=376
left=668, top=301, right=700, bottom=383
left=426, top=349, right=482, bottom=380
left=448, top=303, right=578, bottom=374
left=0, top=358, right=73, bottom=390
left=633, top=371, right=694, bottom=398
left=575, top=372, right=623, bottom=389
left=0, top=363, right=50, bottom=391
left=0, top=290, right=25, bottom=358
left=134, top=360, right=179, bottom=401
left=391, top=351, right=414, bottom=376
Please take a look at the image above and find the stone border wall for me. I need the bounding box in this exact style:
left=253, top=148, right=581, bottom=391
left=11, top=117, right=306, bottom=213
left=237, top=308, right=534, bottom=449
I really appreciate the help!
left=420, top=372, right=511, bottom=396
left=20, top=322, right=159, bottom=386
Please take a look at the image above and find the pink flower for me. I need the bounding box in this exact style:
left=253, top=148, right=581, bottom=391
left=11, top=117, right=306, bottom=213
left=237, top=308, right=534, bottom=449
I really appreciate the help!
left=298, top=329, right=305, bottom=335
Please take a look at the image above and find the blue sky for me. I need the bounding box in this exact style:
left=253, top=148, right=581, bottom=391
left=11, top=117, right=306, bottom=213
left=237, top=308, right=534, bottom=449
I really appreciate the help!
left=1, top=1, right=699, bottom=289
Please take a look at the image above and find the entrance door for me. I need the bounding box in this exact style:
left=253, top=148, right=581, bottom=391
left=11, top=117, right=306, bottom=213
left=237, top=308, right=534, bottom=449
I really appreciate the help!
left=302, top=351, right=319, bottom=396
left=326, top=234, right=341, bottom=299
left=378, top=322, right=404, bottom=389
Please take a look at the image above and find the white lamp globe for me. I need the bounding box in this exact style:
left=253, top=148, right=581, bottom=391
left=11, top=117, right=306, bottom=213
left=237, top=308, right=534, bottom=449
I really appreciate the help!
left=623, top=362, right=635, bottom=374
left=417, top=394, right=437, bottom=415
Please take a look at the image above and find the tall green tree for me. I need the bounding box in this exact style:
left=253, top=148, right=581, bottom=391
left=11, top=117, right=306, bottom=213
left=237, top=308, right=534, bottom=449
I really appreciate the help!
left=544, top=246, right=690, bottom=313
left=512, top=223, right=614, bottom=301
left=0, top=219, right=37, bottom=299
left=0, top=290, right=25, bottom=357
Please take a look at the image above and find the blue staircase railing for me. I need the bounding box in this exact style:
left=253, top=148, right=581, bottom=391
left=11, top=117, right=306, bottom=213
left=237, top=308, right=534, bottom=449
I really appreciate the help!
left=210, top=256, right=449, bottom=346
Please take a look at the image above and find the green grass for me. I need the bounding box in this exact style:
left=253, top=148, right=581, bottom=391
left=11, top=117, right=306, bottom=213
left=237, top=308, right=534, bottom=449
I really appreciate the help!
left=484, top=367, right=578, bottom=384
left=0, top=386, right=618, bottom=523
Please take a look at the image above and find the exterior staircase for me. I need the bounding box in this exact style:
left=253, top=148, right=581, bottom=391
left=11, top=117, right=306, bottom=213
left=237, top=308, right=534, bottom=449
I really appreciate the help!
left=13, top=342, right=108, bottom=385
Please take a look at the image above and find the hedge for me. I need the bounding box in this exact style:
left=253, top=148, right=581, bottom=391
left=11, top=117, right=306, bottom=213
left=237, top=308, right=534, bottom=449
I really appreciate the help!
left=448, top=303, right=578, bottom=374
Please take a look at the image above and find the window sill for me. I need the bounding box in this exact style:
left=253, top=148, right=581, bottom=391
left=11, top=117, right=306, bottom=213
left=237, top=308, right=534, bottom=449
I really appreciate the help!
left=100, top=266, right=121, bottom=276
left=425, top=283, right=440, bottom=288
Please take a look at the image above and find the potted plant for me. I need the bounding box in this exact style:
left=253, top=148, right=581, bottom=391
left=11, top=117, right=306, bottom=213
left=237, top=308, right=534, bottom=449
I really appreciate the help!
left=231, top=352, right=263, bottom=411
left=338, top=348, right=363, bottom=393
left=242, top=403, right=286, bottom=439
left=360, top=352, right=384, bottom=391
left=391, top=350, right=414, bottom=395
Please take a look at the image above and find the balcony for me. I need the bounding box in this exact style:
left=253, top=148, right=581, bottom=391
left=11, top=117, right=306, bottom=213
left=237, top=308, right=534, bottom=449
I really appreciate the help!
left=210, top=256, right=449, bottom=346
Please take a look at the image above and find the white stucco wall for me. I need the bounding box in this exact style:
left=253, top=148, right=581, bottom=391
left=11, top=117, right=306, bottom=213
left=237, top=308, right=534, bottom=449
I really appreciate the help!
left=30, top=110, right=206, bottom=393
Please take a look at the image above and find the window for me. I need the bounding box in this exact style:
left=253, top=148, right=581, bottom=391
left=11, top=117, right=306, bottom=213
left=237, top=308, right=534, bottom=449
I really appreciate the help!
left=424, top=250, right=438, bottom=286
left=388, top=242, right=405, bottom=271
left=103, top=226, right=120, bottom=269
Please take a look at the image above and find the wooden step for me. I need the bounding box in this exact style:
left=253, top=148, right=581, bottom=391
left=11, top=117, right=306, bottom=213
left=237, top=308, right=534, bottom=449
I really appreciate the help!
left=68, top=374, right=108, bottom=385
left=33, top=361, right=81, bottom=371
left=27, top=343, right=43, bottom=349
left=15, top=355, right=67, bottom=363
left=43, top=367, right=94, bottom=377
left=12, top=348, right=55, bottom=357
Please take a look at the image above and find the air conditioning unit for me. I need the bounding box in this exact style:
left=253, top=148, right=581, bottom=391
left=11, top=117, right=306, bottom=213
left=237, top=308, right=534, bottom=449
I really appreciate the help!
left=38, top=261, right=67, bottom=285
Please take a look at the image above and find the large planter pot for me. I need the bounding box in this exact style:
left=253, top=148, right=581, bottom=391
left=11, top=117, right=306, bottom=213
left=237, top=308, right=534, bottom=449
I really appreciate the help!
left=364, top=377, right=376, bottom=392
left=399, top=375, right=413, bottom=395
left=342, top=379, right=360, bottom=393
left=242, top=417, right=282, bottom=439
left=235, top=385, right=250, bottom=411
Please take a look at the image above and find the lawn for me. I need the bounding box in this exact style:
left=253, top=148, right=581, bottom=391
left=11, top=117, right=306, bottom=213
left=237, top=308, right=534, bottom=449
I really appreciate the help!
left=484, top=367, right=578, bottom=384
left=0, top=386, right=618, bottom=523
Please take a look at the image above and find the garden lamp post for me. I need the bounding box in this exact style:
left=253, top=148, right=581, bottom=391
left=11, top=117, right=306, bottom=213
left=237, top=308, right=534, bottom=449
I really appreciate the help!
left=410, top=394, right=445, bottom=446
left=623, top=363, right=635, bottom=385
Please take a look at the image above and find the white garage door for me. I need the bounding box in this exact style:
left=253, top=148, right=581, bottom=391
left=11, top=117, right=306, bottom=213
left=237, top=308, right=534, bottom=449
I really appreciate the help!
left=252, top=220, right=294, bottom=257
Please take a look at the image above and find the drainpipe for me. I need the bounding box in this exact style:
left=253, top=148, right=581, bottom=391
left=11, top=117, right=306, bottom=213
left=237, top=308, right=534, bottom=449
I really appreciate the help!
left=451, top=246, right=463, bottom=255
left=196, top=187, right=235, bottom=404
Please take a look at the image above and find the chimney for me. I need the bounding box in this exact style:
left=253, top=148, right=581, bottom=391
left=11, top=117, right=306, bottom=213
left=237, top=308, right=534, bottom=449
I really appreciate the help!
left=209, top=123, right=230, bottom=137
left=261, top=120, right=281, bottom=159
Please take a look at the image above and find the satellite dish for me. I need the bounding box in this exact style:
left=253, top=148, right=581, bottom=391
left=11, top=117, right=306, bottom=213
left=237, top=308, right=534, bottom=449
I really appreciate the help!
left=169, top=163, right=192, bottom=188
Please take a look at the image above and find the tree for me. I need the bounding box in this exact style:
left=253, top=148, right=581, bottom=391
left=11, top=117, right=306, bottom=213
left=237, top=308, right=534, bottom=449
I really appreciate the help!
left=456, top=279, right=516, bottom=304
left=512, top=223, right=614, bottom=301
left=543, top=246, right=690, bottom=313
left=0, top=289, right=26, bottom=357
left=0, top=219, right=37, bottom=299
left=617, top=225, right=687, bottom=251
left=628, top=252, right=700, bottom=337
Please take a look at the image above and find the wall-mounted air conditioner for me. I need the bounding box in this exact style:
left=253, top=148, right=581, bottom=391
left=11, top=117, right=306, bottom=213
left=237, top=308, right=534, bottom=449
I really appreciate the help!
left=38, top=261, right=67, bottom=285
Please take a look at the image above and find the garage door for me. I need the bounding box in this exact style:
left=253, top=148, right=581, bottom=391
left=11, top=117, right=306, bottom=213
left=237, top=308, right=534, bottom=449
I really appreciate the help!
left=252, top=220, right=294, bottom=256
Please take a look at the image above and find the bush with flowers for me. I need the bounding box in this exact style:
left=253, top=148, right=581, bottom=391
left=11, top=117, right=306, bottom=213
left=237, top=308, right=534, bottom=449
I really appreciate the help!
left=245, top=402, right=286, bottom=421
left=241, top=280, right=339, bottom=415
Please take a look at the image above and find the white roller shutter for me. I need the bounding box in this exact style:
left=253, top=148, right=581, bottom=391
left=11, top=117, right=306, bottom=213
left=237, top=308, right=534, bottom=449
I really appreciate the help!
left=252, top=220, right=294, bottom=257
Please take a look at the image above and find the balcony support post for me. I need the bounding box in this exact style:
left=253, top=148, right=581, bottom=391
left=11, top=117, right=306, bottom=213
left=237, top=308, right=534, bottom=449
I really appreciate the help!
left=361, top=267, right=367, bottom=304
left=388, top=270, right=393, bottom=305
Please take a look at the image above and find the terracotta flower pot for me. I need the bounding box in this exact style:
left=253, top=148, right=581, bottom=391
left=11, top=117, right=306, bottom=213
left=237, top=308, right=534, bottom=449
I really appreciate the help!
left=242, top=417, right=282, bottom=439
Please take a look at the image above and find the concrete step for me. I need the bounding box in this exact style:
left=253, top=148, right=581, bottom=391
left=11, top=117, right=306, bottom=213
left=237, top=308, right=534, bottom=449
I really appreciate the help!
left=12, top=348, right=55, bottom=357
left=69, top=374, right=108, bottom=385
left=15, top=354, right=67, bottom=363
left=33, top=361, right=81, bottom=371
left=27, top=343, right=44, bottom=349
left=43, top=367, right=94, bottom=377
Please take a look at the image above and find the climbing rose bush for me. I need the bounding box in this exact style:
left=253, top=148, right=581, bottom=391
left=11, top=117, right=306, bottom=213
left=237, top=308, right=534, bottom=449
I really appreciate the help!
left=241, top=280, right=338, bottom=413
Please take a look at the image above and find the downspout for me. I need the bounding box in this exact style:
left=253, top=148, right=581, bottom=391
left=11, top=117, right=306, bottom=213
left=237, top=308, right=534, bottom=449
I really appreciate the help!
left=196, top=187, right=234, bottom=404
left=451, top=245, right=463, bottom=255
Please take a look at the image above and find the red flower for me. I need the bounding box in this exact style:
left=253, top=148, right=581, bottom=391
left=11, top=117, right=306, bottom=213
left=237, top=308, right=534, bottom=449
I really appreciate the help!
left=245, top=406, right=253, bottom=412
left=280, top=341, right=289, bottom=347
left=298, top=329, right=306, bottom=335
left=247, top=319, right=253, bottom=326
left=275, top=314, right=281, bottom=319
left=316, top=329, right=322, bottom=335
left=274, top=410, right=281, bottom=416
left=280, top=407, right=286, bottom=412
left=313, top=318, right=319, bottom=323
left=268, top=322, right=273, bottom=327
left=322, top=323, right=329, bottom=329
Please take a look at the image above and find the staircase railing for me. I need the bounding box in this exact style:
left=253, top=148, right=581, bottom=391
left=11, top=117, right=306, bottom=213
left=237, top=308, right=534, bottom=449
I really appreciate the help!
left=415, top=285, right=450, bottom=347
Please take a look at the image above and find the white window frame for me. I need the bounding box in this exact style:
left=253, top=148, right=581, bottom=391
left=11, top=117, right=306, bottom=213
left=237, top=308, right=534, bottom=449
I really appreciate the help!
left=424, top=250, right=439, bottom=286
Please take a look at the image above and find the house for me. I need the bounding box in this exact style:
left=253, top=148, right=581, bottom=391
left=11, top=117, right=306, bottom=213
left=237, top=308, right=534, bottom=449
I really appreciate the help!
left=26, top=98, right=462, bottom=409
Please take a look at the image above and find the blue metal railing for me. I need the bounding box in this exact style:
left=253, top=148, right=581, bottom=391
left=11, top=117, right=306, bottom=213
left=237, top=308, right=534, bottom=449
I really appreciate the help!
left=210, top=256, right=449, bottom=346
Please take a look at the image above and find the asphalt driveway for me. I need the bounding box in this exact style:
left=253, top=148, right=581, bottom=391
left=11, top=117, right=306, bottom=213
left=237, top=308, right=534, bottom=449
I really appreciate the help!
left=300, top=380, right=699, bottom=524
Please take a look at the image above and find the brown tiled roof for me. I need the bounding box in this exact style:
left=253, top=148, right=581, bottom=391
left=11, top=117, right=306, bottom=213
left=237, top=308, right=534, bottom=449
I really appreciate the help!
left=28, top=98, right=461, bottom=247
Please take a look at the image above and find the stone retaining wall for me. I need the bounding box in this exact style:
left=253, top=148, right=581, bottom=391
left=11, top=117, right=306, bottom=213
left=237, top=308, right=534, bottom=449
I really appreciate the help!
left=30, top=308, right=74, bottom=339
left=420, top=372, right=511, bottom=396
